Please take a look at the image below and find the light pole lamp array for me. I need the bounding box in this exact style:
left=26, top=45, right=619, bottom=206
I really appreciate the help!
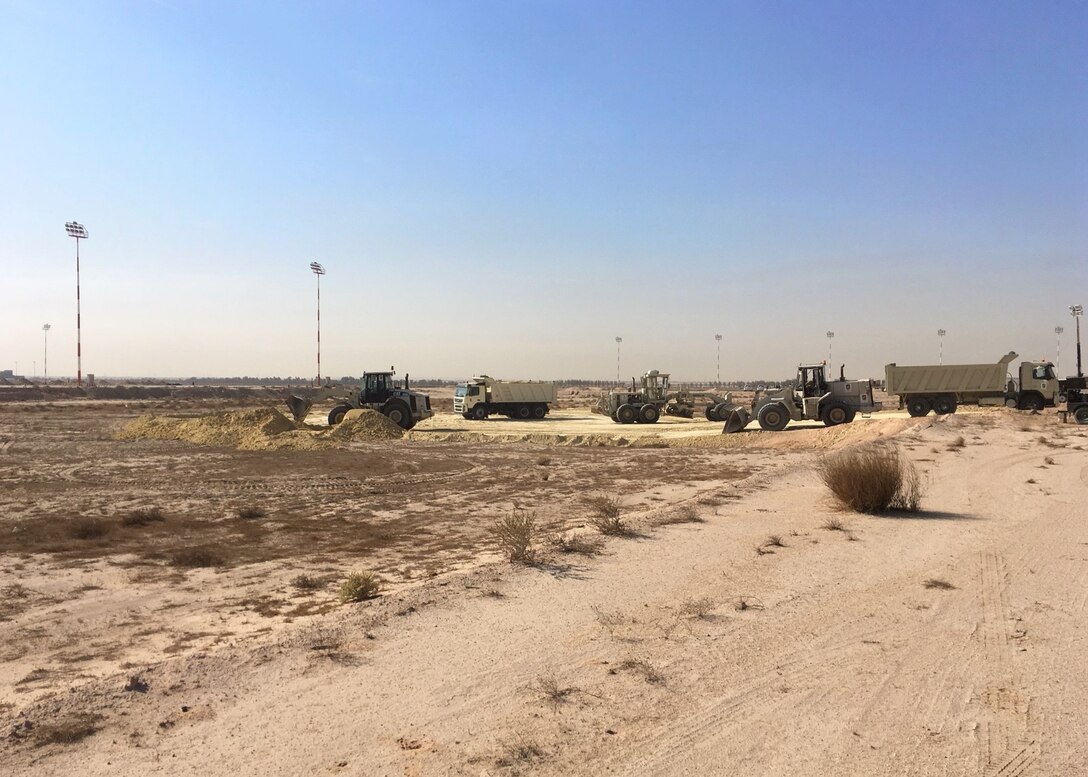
left=715, top=333, right=722, bottom=384
left=1055, top=326, right=1064, bottom=376
left=64, top=221, right=88, bottom=386
left=615, top=337, right=622, bottom=384
left=42, top=324, right=51, bottom=382
left=310, top=262, right=326, bottom=384
left=826, top=331, right=834, bottom=364
left=937, top=329, right=946, bottom=365
left=1072, top=305, right=1084, bottom=378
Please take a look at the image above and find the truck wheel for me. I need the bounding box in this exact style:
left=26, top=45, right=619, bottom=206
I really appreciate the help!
left=471, top=405, right=488, bottom=420
left=844, top=407, right=857, bottom=423
left=704, top=404, right=720, bottom=421
left=639, top=404, right=660, bottom=424
left=1074, top=406, right=1088, bottom=425
left=757, top=403, right=789, bottom=431
left=382, top=400, right=413, bottom=429
left=1018, top=394, right=1044, bottom=411
left=531, top=404, right=547, bottom=419
left=616, top=404, right=637, bottom=424
left=820, top=402, right=849, bottom=426
left=515, top=404, right=532, bottom=420
left=933, top=396, right=957, bottom=415
left=906, top=397, right=931, bottom=417
left=328, top=405, right=352, bottom=426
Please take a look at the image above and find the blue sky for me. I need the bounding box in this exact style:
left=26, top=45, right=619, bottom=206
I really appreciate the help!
left=2, top=1, right=1085, bottom=381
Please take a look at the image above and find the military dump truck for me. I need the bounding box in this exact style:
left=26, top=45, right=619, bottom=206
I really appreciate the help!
left=286, top=369, right=433, bottom=430
left=884, top=352, right=1058, bottom=416
left=600, top=369, right=733, bottom=424
left=721, top=362, right=880, bottom=432
left=453, top=376, right=557, bottom=420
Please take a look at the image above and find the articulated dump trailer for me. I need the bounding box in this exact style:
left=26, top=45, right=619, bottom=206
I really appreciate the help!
left=884, top=352, right=1058, bottom=416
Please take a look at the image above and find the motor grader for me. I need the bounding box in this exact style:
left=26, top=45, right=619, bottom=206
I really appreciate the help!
left=285, top=368, right=433, bottom=430
left=717, top=362, right=880, bottom=433
left=599, top=369, right=733, bottom=424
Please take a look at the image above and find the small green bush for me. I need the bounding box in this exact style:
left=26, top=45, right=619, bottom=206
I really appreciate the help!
left=339, top=571, right=382, bottom=602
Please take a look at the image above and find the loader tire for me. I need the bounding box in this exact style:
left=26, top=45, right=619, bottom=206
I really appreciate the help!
left=906, top=397, right=931, bottom=417
left=328, top=405, right=352, bottom=426
left=639, top=404, right=660, bottom=424
left=704, top=404, right=720, bottom=422
left=616, top=404, right=637, bottom=424
left=757, top=403, right=789, bottom=431
left=821, top=402, right=849, bottom=426
left=382, top=400, right=413, bottom=430
left=1074, top=406, right=1088, bottom=425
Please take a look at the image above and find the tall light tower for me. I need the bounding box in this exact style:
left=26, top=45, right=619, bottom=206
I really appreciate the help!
left=310, top=262, right=326, bottom=384
left=64, top=221, right=88, bottom=386
left=1055, top=326, right=1064, bottom=376
left=615, top=336, right=622, bottom=384
left=937, top=329, right=946, bottom=365
left=826, top=331, right=834, bottom=364
left=42, top=324, right=51, bottom=382
left=715, top=333, right=722, bottom=384
left=1072, top=305, right=1084, bottom=378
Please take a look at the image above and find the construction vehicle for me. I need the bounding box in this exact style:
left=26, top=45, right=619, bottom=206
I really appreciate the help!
left=884, top=352, right=1059, bottom=416
left=1058, top=375, right=1088, bottom=424
left=718, top=362, right=881, bottom=433
left=453, top=376, right=557, bottom=420
left=285, top=368, right=433, bottom=430
left=600, top=370, right=733, bottom=424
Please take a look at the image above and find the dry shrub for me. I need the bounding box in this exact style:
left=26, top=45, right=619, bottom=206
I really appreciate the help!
left=611, top=658, right=664, bottom=685
left=34, top=714, right=101, bottom=746
left=170, top=547, right=222, bottom=568
left=549, top=532, right=603, bottom=556
left=69, top=518, right=110, bottom=540
left=121, top=507, right=165, bottom=527
left=586, top=495, right=629, bottom=535
left=923, top=578, right=956, bottom=590
left=339, top=571, right=382, bottom=602
left=492, top=509, right=537, bottom=564
left=821, top=516, right=847, bottom=531
left=533, top=675, right=578, bottom=710
left=818, top=445, right=923, bottom=513
left=291, top=574, right=326, bottom=592
left=763, top=534, right=785, bottom=548
left=655, top=505, right=704, bottom=525
left=497, top=735, right=545, bottom=766
left=948, top=436, right=966, bottom=450
left=235, top=505, right=267, bottom=520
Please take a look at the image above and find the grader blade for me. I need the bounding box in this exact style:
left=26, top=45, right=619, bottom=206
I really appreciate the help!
left=722, top=407, right=750, bottom=434
left=285, top=394, right=313, bottom=422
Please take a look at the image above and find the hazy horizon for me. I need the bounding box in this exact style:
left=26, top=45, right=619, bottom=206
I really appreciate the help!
left=2, top=2, right=1085, bottom=383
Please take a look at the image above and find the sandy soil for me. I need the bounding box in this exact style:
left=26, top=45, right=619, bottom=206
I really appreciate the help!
left=2, top=395, right=1086, bottom=775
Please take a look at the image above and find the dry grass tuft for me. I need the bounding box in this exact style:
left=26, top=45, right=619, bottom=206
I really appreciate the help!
left=948, top=436, right=966, bottom=450
left=591, top=606, right=628, bottom=637
left=291, top=574, right=327, bottom=592
left=121, top=507, right=165, bottom=527
left=169, top=547, right=222, bottom=568
left=655, top=505, right=705, bottom=525
left=533, top=675, right=578, bottom=710
left=818, top=445, right=924, bottom=513
left=821, top=516, right=848, bottom=531
left=235, top=505, right=267, bottom=520
left=549, top=532, right=604, bottom=556
left=586, top=495, right=630, bottom=535
left=923, top=577, right=956, bottom=590
left=611, top=658, right=665, bottom=685
left=338, top=571, right=382, bottom=602
left=69, top=518, right=110, bottom=540
left=34, top=714, right=102, bottom=746
left=763, top=534, right=786, bottom=548
left=492, top=509, right=537, bottom=564
left=679, top=597, right=716, bottom=620
left=497, top=735, right=545, bottom=766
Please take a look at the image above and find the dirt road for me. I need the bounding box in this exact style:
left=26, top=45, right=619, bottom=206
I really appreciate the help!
left=2, top=402, right=1086, bottom=775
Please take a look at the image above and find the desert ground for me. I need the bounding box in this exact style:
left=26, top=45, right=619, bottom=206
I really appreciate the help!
left=1, top=388, right=1087, bottom=776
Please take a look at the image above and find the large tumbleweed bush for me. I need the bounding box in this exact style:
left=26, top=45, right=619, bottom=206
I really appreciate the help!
left=819, top=444, right=923, bottom=513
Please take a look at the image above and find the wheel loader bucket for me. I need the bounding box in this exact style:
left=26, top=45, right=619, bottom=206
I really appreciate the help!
left=285, top=395, right=313, bottom=422
left=722, top=407, right=750, bottom=434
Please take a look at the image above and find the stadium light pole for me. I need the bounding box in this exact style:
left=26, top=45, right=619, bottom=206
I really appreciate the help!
left=310, top=262, right=326, bottom=384
left=1055, top=326, right=1064, bottom=376
left=826, top=331, right=834, bottom=364
left=1072, top=305, right=1084, bottom=378
left=42, top=324, right=51, bottom=382
left=715, top=333, right=722, bottom=384
left=937, top=329, right=946, bottom=365
left=64, top=222, right=88, bottom=386
left=615, top=336, right=622, bottom=384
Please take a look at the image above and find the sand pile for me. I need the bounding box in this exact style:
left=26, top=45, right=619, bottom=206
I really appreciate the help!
left=117, top=407, right=298, bottom=450
left=324, top=409, right=404, bottom=441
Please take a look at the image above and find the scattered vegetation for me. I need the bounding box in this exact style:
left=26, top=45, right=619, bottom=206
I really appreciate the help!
left=549, top=532, right=604, bottom=556
left=496, top=735, right=546, bottom=767
left=338, top=571, right=382, bottom=602
left=34, top=714, right=102, bottom=746
left=655, top=505, right=705, bottom=525
left=68, top=518, right=110, bottom=540
left=533, top=675, right=578, bottom=710
left=821, top=516, right=847, bottom=532
left=948, top=436, right=966, bottom=450
left=591, top=606, right=628, bottom=638
left=492, top=509, right=537, bottom=564
left=169, top=547, right=223, bottom=568
left=923, top=578, right=956, bottom=590
left=679, top=597, right=716, bottom=620
left=818, top=444, right=924, bottom=513
left=291, top=574, right=326, bottom=592
left=610, top=658, right=665, bottom=685
left=734, top=596, right=765, bottom=611
left=586, top=495, right=630, bottom=536
left=235, top=505, right=267, bottom=520
left=763, top=534, right=786, bottom=548
left=121, top=507, right=165, bottom=527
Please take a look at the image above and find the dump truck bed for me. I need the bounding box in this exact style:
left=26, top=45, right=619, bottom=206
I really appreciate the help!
left=489, top=381, right=558, bottom=404
left=884, top=352, right=1017, bottom=396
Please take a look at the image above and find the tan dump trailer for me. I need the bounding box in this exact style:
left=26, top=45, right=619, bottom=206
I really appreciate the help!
left=885, top=352, right=1059, bottom=416
left=454, top=376, right=557, bottom=420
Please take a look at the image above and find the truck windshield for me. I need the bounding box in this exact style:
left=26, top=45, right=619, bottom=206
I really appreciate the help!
left=455, top=385, right=468, bottom=398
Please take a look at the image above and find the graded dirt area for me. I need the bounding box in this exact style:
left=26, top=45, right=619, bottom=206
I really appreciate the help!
left=1, top=394, right=1086, bottom=776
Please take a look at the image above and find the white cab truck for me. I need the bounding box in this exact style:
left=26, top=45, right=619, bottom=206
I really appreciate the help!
left=454, top=376, right=557, bottom=420
left=885, top=351, right=1059, bottom=416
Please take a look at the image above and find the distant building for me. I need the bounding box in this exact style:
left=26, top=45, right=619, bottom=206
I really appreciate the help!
left=0, top=369, right=14, bottom=379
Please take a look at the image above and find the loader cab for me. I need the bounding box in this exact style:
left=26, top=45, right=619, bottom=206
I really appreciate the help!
left=641, top=370, right=671, bottom=401
left=798, top=365, right=828, bottom=399
left=361, top=371, right=395, bottom=404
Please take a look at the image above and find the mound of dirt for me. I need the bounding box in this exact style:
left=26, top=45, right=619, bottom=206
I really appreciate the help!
left=324, top=410, right=404, bottom=441
left=117, top=407, right=299, bottom=450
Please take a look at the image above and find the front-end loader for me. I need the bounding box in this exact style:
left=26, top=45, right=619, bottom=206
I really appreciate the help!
left=286, top=368, right=433, bottom=430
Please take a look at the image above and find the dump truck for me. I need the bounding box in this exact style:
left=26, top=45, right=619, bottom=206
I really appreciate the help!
left=599, top=370, right=732, bottom=424
left=453, top=376, right=557, bottom=420
left=884, top=352, right=1058, bottom=416
left=720, top=362, right=881, bottom=433
left=285, top=369, right=433, bottom=429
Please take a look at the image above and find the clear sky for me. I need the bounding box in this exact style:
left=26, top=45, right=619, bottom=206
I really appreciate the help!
left=2, top=1, right=1085, bottom=383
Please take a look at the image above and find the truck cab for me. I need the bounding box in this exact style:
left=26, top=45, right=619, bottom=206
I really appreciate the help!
left=1014, top=361, right=1059, bottom=409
